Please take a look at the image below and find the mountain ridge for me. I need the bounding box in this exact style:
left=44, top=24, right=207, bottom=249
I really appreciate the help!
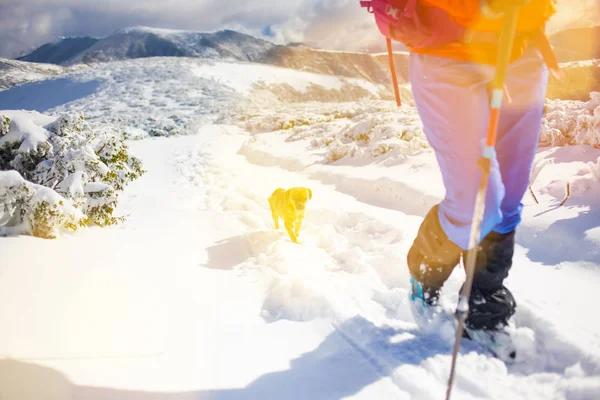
left=7, top=25, right=599, bottom=98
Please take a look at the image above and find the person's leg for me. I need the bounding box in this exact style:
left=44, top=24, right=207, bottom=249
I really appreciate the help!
left=407, top=52, right=505, bottom=300
left=465, top=49, right=549, bottom=330
left=463, top=230, right=517, bottom=329
left=495, top=48, right=549, bottom=234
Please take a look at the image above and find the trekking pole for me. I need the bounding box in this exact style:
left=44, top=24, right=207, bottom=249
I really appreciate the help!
left=386, top=37, right=402, bottom=107
left=445, top=7, right=520, bottom=400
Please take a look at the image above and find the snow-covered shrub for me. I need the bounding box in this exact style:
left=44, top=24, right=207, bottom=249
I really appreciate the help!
left=39, top=58, right=235, bottom=139
left=568, top=157, right=600, bottom=202
left=1, top=115, right=9, bottom=136
left=227, top=100, right=429, bottom=164
left=0, top=170, right=84, bottom=238
left=326, top=140, right=364, bottom=162
left=0, top=111, right=145, bottom=238
left=320, top=105, right=429, bottom=163
left=223, top=101, right=367, bottom=133
left=147, top=117, right=182, bottom=137
left=541, top=92, right=600, bottom=147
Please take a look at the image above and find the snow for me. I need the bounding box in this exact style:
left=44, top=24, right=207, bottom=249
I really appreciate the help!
left=117, top=26, right=193, bottom=36
left=559, top=59, right=600, bottom=68
left=0, top=110, right=53, bottom=150
left=1, top=55, right=600, bottom=400
left=56, top=170, right=86, bottom=197
left=191, top=61, right=382, bottom=96
left=0, top=78, right=102, bottom=113
left=0, top=169, right=24, bottom=187
left=0, top=58, right=85, bottom=91
left=0, top=58, right=385, bottom=139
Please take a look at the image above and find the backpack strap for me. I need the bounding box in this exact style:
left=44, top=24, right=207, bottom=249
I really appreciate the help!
left=530, top=28, right=561, bottom=79
left=467, top=27, right=561, bottom=78
left=360, top=1, right=373, bottom=12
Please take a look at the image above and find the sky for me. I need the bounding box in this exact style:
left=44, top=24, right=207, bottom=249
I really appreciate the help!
left=0, top=0, right=598, bottom=59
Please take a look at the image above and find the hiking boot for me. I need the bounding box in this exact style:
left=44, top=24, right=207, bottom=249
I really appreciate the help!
left=462, top=230, right=517, bottom=330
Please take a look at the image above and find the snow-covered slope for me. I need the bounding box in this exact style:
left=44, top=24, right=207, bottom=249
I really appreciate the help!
left=0, top=58, right=85, bottom=91
left=550, top=26, right=600, bottom=63
left=0, top=57, right=389, bottom=138
left=262, top=46, right=410, bottom=85
left=1, top=50, right=600, bottom=399
left=1, top=121, right=599, bottom=399
left=547, top=59, right=600, bottom=101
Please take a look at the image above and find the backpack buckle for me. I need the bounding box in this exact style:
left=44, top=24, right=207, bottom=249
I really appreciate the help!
left=360, top=1, right=374, bottom=13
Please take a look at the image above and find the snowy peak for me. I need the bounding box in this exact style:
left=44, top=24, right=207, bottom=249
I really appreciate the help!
left=115, top=26, right=186, bottom=35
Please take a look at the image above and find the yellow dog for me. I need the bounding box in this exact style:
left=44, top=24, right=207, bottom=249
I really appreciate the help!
left=268, top=187, right=312, bottom=244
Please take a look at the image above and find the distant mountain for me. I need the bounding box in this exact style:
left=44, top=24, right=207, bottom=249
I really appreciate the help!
left=551, top=26, right=600, bottom=63
left=17, top=27, right=278, bottom=66
left=16, top=37, right=100, bottom=65
left=13, top=25, right=599, bottom=94
left=15, top=26, right=407, bottom=86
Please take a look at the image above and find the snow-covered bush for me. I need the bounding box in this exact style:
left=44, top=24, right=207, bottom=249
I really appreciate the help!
left=228, top=100, right=429, bottom=164
left=231, top=91, right=599, bottom=167
left=314, top=105, right=428, bottom=163
left=1, top=115, right=9, bottom=135
left=0, top=170, right=84, bottom=238
left=225, top=101, right=366, bottom=133
left=541, top=92, right=600, bottom=147
left=44, top=58, right=235, bottom=140
left=0, top=111, right=145, bottom=238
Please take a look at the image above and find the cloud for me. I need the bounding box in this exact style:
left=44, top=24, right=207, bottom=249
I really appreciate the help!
left=0, top=0, right=384, bottom=58
left=0, top=0, right=596, bottom=59
left=0, top=4, right=73, bottom=58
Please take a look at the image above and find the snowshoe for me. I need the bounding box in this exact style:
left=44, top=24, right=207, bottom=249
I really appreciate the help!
left=463, top=324, right=519, bottom=363
left=409, top=276, right=454, bottom=335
